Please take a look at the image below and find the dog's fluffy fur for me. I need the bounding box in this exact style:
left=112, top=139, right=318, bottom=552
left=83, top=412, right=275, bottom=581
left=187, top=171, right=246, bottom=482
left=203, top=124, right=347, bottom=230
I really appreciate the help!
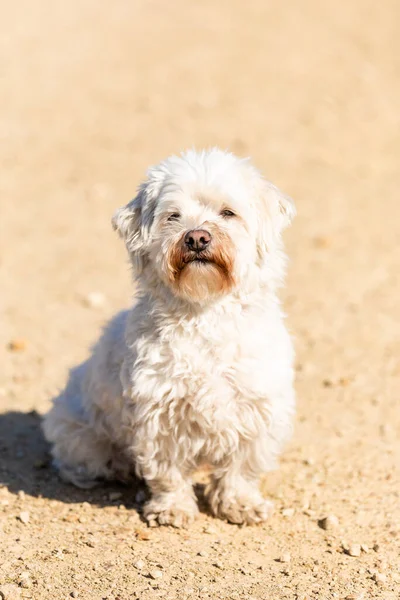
left=43, top=149, right=296, bottom=527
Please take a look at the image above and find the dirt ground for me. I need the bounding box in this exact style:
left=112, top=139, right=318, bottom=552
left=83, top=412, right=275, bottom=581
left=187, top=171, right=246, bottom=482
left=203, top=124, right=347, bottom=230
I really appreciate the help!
left=1, top=1, right=399, bottom=598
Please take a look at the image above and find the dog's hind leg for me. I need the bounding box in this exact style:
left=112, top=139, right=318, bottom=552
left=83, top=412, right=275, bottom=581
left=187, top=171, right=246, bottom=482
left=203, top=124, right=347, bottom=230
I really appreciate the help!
left=44, top=409, right=115, bottom=488
left=42, top=362, right=117, bottom=489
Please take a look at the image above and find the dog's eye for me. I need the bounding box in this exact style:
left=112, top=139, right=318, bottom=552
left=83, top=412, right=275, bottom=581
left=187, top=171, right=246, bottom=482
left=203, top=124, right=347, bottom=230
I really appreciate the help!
left=167, top=213, right=181, bottom=222
left=220, top=209, right=236, bottom=218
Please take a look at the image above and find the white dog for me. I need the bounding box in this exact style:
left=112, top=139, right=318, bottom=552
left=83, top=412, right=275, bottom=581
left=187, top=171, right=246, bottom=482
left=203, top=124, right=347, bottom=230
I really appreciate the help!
left=43, top=149, right=296, bottom=527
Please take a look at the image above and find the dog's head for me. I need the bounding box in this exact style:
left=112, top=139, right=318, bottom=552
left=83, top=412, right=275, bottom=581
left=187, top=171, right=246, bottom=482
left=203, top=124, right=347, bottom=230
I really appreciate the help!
left=112, top=149, right=295, bottom=304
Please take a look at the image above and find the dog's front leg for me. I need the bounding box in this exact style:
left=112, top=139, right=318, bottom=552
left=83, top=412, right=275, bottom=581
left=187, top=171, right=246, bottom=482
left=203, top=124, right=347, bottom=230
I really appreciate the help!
left=130, top=421, right=199, bottom=527
left=206, top=457, right=273, bottom=525
left=140, top=464, right=199, bottom=528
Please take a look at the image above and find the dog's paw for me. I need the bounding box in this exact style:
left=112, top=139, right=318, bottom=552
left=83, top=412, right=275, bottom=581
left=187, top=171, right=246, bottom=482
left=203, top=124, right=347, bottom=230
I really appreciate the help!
left=55, top=460, right=101, bottom=490
left=143, top=498, right=199, bottom=528
left=214, top=498, right=273, bottom=525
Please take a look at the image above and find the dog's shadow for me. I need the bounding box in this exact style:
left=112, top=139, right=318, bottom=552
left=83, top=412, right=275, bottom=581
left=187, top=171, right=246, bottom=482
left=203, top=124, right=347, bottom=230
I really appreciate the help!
left=0, top=410, right=209, bottom=515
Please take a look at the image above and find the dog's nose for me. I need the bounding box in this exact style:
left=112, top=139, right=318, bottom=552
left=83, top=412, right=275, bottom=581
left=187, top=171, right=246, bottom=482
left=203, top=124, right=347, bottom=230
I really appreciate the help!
left=184, top=229, right=212, bottom=252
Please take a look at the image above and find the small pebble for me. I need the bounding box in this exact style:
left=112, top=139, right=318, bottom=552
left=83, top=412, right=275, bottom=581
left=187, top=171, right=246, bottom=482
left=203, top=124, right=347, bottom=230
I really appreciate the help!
left=279, top=552, right=291, bottom=563
left=282, top=508, right=295, bottom=518
left=82, top=292, right=106, bottom=309
left=18, top=573, right=31, bottom=589
left=149, top=570, right=163, bottom=580
left=70, top=592, right=78, bottom=599
left=373, top=573, right=386, bottom=584
left=318, top=514, right=339, bottom=530
left=348, top=544, right=361, bottom=557
left=213, top=562, right=223, bottom=569
left=133, top=559, right=145, bottom=570
left=18, top=511, right=30, bottom=524
left=148, top=519, right=158, bottom=528
left=203, top=525, right=217, bottom=534
left=135, top=529, right=151, bottom=541
left=197, top=550, right=209, bottom=557
left=341, top=540, right=350, bottom=552
left=360, top=544, right=369, bottom=553
left=373, top=543, right=380, bottom=552
left=17, top=491, right=26, bottom=500
left=7, top=339, right=27, bottom=352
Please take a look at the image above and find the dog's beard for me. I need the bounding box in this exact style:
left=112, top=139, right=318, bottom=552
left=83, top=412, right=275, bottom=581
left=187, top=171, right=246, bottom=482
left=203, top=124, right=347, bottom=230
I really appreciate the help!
left=165, top=228, right=236, bottom=303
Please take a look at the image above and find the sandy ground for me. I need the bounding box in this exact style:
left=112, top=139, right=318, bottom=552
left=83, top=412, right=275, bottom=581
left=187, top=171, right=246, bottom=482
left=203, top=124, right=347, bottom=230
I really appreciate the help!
left=1, top=1, right=400, bottom=598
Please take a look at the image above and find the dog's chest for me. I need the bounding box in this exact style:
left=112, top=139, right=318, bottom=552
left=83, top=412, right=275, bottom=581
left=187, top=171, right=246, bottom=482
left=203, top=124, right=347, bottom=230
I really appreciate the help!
left=133, top=310, right=281, bottom=410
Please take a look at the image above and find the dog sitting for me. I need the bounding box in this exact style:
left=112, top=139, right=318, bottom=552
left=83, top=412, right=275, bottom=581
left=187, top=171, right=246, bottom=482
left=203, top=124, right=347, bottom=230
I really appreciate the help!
left=43, top=148, right=296, bottom=527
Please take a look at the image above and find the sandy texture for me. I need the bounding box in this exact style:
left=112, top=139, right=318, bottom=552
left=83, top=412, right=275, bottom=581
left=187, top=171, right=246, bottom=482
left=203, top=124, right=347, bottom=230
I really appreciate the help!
left=1, top=1, right=399, bottom=598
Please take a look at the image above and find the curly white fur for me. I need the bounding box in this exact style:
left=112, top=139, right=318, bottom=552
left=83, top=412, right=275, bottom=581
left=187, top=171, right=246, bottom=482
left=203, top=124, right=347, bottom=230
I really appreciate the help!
left=43, top=148, right=296, bottom=527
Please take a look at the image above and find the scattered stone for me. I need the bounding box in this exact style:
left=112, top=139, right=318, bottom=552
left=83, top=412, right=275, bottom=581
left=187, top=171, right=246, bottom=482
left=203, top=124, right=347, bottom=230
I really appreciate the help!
left=282, top=508, right=295, bottom=518
left=372, top=543, right=380, bottom=552
left=18, top=511, right=30, bottom=524
left=360, top=544, right=369, bottom=553
left=341, top=540, right=350, bottom=552
left=82, top=292, right=106, bottom=309
left=279, top=552, right=291, bottom=563
left=373, top=572, right=386, bottom=585
left=323, top=379, right=333, bottom=388
left=133, top=559, right=145, bottom=570
left=347, top=544, right=361, bottom=557
left=318, top=515, right=339, bottom=530
left=203, top=525, right=217, bottom=534
left=149, top=569, right=163, bottom=580
left=303, top=457, right=315, bottom=466
left=7, top=339, right=27, bottom=352
left=345, top=595, right=364, bottom=600
left=197, top=550, right=209, bottom=557
left=18, top=572, right=31, bottom=589
left=109, top=491, right=122, bottom=501
left=148, top=519, right=158, bottom=528
left=17, top=491, right=25, bottom=500
left=213, top=562, right=223, bottom=569
left=70, top=592, right=79, bottom=599
left=135, top=529, right=151, bottom=541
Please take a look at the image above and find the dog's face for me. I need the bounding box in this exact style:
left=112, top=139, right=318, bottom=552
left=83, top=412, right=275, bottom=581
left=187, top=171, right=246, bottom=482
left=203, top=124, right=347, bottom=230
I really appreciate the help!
left=113, top=149, right=295, bottom=304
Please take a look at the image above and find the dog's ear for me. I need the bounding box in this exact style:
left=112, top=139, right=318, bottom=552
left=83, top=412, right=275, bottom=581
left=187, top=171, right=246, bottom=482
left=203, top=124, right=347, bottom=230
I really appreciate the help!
left=112, top=171, right=163, bottom=273
left=257, top=181, right=296, bottom=258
